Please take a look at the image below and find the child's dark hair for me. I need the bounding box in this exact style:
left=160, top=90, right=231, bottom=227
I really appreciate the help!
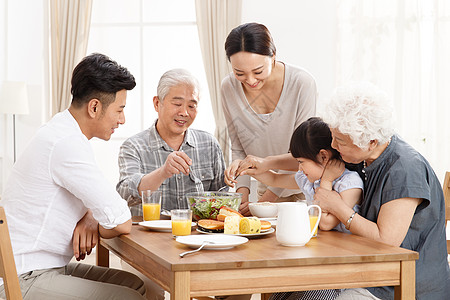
left=289, top=117, right=341, bottom=163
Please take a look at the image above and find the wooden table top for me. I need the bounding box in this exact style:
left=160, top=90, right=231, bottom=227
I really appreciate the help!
left=105, top=225, right=418, bottom=272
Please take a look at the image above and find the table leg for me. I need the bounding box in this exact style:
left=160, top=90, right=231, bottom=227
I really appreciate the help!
left=96, top=242, right=110, bottom=268
left=394, top=260, right=415, bottom=300
left=172, top=271, right=190, bottom=300
left=261, top=293, right=272, bottom=300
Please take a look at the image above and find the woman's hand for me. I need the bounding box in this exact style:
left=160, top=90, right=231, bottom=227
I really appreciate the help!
left=313, top=187, right=343, bottom=214
left=320, top=159, right=345, bottom=190
left=322, top=159, right=345, bottom=183
left=237, top=187, right=251, bottom=216
left=224, top=159, right=242, bottom=187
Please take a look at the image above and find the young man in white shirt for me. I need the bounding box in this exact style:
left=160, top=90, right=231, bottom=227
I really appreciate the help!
left=0, top=53, right=146, bottom=299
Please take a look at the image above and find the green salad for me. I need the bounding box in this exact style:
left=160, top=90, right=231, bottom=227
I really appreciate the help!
left=187, top=193, right=241, bottom=220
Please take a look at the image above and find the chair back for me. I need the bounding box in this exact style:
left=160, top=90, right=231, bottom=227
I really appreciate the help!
left=444, top=172, right=450, bottom=255
left=0, top=206, right=23, bottom=299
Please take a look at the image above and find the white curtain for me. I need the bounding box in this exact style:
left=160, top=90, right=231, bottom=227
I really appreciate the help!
left=335, top=0, right=450, bottom=182
left=195, top=0, right=242, bottom=165
left=50, top=0, right=93, bottom=115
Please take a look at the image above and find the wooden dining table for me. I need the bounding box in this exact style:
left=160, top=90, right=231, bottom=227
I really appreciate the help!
left=96, top=225, right=418, bottom=300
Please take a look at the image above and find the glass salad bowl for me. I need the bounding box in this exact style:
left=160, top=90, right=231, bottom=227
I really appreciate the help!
left=186, top=191, right=242, bottom=221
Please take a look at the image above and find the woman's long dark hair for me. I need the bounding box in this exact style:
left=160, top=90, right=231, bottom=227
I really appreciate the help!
left=289, top=117, right=341, bottom=163
left=225, top=22, right=276, bottom=61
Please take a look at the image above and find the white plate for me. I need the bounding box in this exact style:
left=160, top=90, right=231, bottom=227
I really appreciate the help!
left=139, top=220, right=196, bottom=232
left=196, top=227, right=275, bottom=238
left=176, top=234, right=248, bottom=250
left=260, top=218, right=277, bottom=227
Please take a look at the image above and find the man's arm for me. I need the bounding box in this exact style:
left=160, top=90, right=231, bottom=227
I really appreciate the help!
left=99, top=219, right=132, bottom=239
left=51, top=136, right=133, bottom=240
left=118, top=140, right=192, bottom=199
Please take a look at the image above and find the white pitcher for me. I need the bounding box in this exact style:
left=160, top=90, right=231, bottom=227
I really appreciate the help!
left=276, top=202, right=321, bottom=246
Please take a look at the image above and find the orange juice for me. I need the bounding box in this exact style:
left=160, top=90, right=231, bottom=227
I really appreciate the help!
left=309, top=215, right=319, bottom=237
left=172, top=219, right=192, bottom=236
left=143, top=203, right=161, bottom=221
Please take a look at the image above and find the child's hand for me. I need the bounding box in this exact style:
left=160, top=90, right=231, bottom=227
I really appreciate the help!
left=235, top=155, right=269, bottom=176
left=321, top=159, right=345, bottom=183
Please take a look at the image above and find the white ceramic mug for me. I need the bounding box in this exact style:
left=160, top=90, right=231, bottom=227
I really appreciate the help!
left=276, top=202, right=321, bottom=246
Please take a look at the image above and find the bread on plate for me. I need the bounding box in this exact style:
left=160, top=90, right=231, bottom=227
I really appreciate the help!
left=239, top=217, right=261, bottom=234
left=217, top=206, right=243, bottom=221
left=197, top=219, right=224, bottom=233
left=260, top=220, right=272, bottom=231
left=224, top=216, right=240, bottom=234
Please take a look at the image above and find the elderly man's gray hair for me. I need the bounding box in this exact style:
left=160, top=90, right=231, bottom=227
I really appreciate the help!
left=157, top=69, right=200, bottom=101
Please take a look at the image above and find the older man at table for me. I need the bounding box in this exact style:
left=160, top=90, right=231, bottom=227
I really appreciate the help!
left=0, top=53, right=146, bottom=299
left=116, top=68, right=228, bottom=300
left=117, top=68, right=226, bottom=216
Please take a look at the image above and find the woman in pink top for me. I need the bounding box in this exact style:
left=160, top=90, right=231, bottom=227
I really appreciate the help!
left=222, top=22, right=317, bottom=215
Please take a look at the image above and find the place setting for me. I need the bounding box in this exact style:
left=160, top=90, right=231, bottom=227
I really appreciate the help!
left=137, top=191, right=196, bottom=232
left=187, top=191, right=277, bottom=238
left=136, top=190, right=284, bottom=257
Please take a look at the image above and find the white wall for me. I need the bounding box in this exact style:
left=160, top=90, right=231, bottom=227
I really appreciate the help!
left=1, top=0, right=6, bottom=193
left=241, top=0, right=337, bottom=201
left=242, top=0, right=338, bottom=106
left=0, top=0, right=338, bottom=193
left=1, top=0, right=445, bottom=194
left=0, top=0, right=49, bottom=193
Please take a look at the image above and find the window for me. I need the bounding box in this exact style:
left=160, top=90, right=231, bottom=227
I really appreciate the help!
left=87, top=0, right=214, bottom=184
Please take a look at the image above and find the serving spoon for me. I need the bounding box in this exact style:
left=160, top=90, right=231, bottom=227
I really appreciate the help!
left=218, top=185, right=228, bottom=192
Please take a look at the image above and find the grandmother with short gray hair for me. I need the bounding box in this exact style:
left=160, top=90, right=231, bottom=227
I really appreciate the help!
left=315, top=81, right=450, bottom=300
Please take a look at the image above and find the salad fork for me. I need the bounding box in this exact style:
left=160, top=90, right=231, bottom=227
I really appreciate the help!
left=179, top=241, right=215, bottom=258
left=190, top=169, right=205, bottom=193
left=179, top=148, right=204, bottom=193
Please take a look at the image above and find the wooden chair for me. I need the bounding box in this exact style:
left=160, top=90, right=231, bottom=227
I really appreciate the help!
left=444, top=172, right=450, bottom=255
left=0, top=207, right=23, bottom=299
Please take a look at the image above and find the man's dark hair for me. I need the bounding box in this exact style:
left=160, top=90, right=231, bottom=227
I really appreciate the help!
left=70, top=53, right=136, bottom=108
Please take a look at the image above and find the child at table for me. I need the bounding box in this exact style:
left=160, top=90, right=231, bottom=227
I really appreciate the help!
left=250, top=117, right=364, bottom=300
left=249, top=117, right=363, bottom=234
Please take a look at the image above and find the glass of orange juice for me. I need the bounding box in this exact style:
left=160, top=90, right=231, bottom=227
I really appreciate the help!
left=171, top=209, right=192, bottom=236
left=141, top=190, right=162, bottom=221
left=309, top=207, right=320, bottom=237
